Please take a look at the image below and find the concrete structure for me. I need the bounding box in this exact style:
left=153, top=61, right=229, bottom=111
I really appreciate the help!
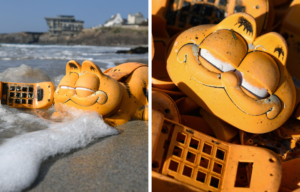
left=128, top=12, right=144, bottom=25
left=104, top=13, right=124, bottom=27
left=45, top=15, right=84, bottom=36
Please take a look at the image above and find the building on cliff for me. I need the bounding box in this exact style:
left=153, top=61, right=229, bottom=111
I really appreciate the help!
left=45, top=15, right=84, bottom=36
left=103, top=13, right=125, bottom=27
left=127, top=12, right=144, bottom=25
left=92, top=12, right=147, bottom=29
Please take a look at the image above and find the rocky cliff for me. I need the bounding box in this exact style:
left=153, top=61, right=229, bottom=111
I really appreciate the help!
left=0, top=27, right=148, bottom=46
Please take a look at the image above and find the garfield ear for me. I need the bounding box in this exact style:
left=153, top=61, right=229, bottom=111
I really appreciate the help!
left=81, top=60, right=103, bottom=77
left=216, top=13, right=257, bottom=44
left=253, top=32, right=288, bottom=65
left=66, top=60, right=81, bottom=75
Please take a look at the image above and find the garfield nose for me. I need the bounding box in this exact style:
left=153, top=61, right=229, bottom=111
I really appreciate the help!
left=221, top=71, right=240, bottom=88
left=67, top=89, right=75, bottom=97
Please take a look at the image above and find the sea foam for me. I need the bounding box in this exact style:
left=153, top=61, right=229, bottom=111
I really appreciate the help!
left=0, top=109, right=118, bottom=192
left=0, top=64, right=50, bottom=83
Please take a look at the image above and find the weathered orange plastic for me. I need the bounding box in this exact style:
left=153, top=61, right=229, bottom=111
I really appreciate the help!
left=152, top=15, right=170, bottom=43
left=152, top=118, right=282, bottom=191
left=180, top=115, right=215, bottom=137
left=239, top=129, right=294, bottom=160
left=279, top=1, right=300, bottom=83
left=152, top=15, right=170, bottom=62
left=152, top=110, right=164, bottom=160
left=152, top=87, right=185, bottom=98
left=152, top=36, right=155, bottom=60
left=152, top=60, right=176, bottom=90
left=152, top=90, right=180, bottom=123
left=152, top=0, right=168, bottom=18
left=175, top=96, right=200, bottom=115
left=228, top=0, right=274, bottom=34
left=200, top=108, right=238, bottom=142
left=152, top=19, right=177, bottom=90
left=152, top=0, right=272, bottom=35
left=281, top=158, right=300, bottom=191
left=0, top=81, right=54, bottom=109
left=278, top=118, right=300, bottom=150
left=54, top=60, right=148, bottom=126
left=167, top=12, right=296, bottom=133
left=103, top=62, right=145, bottom=81
left=272, top=0, right=290, bottom=7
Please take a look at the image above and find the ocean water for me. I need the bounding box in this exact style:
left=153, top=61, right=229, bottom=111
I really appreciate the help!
left=0, top=43, right=148, bottom=77
left=0, top=43, right=147, bottom=191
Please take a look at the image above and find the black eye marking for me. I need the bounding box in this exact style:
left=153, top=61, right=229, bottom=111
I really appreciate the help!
left=235, top=16, right=253, bottom=36
left=90, top=66, right=96, bottom=72
left=124, top=83, right=132, bottom=98
left=142, top=79, right=148, bottom=101
left=69, top=63, right=78, bottom=70
left=274, top=47, right=284, bottom=60
left=143, top=87, right=148, bottom=101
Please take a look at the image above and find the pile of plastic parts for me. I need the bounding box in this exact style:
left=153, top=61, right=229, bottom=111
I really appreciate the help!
left=152, top=0, right=300, bottom=191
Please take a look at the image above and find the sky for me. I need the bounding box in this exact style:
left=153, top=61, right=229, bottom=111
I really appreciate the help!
left=0, top=0, right=148, bottom=33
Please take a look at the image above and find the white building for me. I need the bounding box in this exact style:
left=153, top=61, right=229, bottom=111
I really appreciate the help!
left=104, top=13, right=124, bottom=27
left=127, top=12, right=144, bottom=25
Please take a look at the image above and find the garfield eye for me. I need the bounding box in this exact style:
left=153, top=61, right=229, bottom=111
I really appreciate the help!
left=235, top=71, right=269, bottom=99
left=60, top=86, right=75, bottom=90
left=200, top=49, right=235, bottom=72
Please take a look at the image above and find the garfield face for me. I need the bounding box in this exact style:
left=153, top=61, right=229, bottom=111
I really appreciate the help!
left=54, top=60, right=123, bottom=117
left=167, top=13, right=296, bottom=133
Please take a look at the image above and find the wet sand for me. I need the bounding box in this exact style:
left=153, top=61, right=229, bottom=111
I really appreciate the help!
left=24, top=120, right=148, bottom=192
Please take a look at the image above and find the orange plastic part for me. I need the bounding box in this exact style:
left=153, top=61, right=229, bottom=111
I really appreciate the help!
left=278, top=118, right=300, bottom=146
left=152, top=60, right=176, bottom=90
left=239, top=129, right=294, bottom=161
left=200, top=108, right=238, bottom=142
left=175, top=96, right=200, bottom=115
left=54, top=60, right=148, bottom=126
left=272, top=0, right=291, bottom=7
left=152, top=90, right=181, bottom=123
left=280, top=1, right=300, bottom=84
left=152, top=110, right=165, bottom=159
left=152, top=36, right=155, bottom=60
left=0, top=81, right=54, bottom=109
left=281, top=158, right=300, bottom=191
left=152, top=0, right=273, bottom=35
left=180, top=115, right=215, bottom=137
left=152, top=15, right=170, bottom=61
left=152, top=118, right=282, bottom=191
left=152, top=87, right=186, bottom=101
left=167, top=12, right=296, bottom=133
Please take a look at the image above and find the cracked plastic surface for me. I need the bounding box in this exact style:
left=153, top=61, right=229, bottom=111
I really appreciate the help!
left=0, top=81, right=54, bottom=109
left=152, top=117, right=282, bottom=191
